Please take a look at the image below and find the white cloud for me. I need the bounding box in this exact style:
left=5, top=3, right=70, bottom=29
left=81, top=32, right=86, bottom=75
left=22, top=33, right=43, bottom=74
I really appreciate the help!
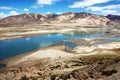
left=32, top=0, right=60, bottom=9
left=46, top=12, right=51, bottom=14
left=0, top=6, right=13, bottom=10
left=69, top=0, right=112, bottom=8
left=86, top=7, right=103, bottom=11
left=103, top=4, right=120, bottom=9
left=102, top=10, right=117, bottom=14
left=0, top=12, right=7, bottom=18
left=56, top=12, right=63, bottom=14
left=23, top=8, right=29, bottom=12
left=87, top=4, right=120, bottom=11
left=0, top=11, right=19, bottom=18
left=37, top=0, right=60, bottom=5
left=86, top=4, right=120, bottom=15
left=9, top=11, right=18, bottom=15
left=31, top=5, right=43, bottom=8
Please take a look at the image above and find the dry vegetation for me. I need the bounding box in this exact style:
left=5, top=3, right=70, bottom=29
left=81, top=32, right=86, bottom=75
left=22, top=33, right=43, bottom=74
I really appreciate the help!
left=0, top=23, right=120, bottom=80
left=0, top=53, right=120, bottom=80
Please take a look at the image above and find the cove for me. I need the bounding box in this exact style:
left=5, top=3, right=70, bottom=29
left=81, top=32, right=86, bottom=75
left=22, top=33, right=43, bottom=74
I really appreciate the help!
left=0, top=32, right=103, bottom=60
left=1, top=28, right=116, bottom=61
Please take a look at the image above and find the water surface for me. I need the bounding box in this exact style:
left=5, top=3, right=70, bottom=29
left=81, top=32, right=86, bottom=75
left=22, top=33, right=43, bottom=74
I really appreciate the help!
left=0, top=28, right=119, bottom=60
left=0, top=32, right=102, bottom=60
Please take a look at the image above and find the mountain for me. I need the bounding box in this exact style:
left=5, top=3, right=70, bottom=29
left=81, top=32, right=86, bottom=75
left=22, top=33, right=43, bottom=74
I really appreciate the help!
left=54, top=12, right=110, bottom=26
left=0, top=12, right=119, bottom=26
left=106, top=14, right=120, bottom=21
left=0, top=13, right=58, bottom=24
left=106, top=14, right=120, bottom=26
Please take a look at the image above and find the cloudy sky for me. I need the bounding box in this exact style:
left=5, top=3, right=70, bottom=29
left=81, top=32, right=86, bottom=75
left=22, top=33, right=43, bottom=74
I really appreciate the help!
left=0, top=0, right=120, bottom=18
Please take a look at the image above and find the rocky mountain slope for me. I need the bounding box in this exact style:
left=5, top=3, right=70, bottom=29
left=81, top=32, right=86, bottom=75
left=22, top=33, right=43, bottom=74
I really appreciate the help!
left=54, top=12, right=110, bottom=26
left=0, top=12, right=118, bottom=26
left=106, top=14, right=120, bottom=26
left=0, top=13, right=58, bottom=24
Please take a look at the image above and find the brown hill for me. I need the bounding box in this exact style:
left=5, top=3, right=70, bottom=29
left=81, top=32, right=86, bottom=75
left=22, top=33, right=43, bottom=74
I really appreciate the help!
left=54, top=12, right=110, bottom=26
left=0, top=12, right=119, bottom=26
left=0, top=13, right=57, bottom=24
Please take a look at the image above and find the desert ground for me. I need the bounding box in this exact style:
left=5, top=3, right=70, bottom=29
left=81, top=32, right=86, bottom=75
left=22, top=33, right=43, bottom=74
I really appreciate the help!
left=0, top=23, right=112, bottom=40
left=0, top=24, right=120, bottom=80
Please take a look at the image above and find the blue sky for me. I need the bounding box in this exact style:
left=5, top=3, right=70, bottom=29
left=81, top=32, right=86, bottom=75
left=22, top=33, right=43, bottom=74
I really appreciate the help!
left=0, top=0, right=120, bottom=18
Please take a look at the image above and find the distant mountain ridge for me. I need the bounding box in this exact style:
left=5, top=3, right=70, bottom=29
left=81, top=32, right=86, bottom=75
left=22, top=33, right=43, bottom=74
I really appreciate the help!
left=106, top=14, right=120, bottom=26
left=0, top=12, right=120, bottom=26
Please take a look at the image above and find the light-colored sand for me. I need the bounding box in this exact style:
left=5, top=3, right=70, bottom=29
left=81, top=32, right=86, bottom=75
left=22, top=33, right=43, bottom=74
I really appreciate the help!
left=28, top=49, right=74, bottom=59
left=98, top=42, right=120, bottom=49
left=2, top=41, right=120, bottom=68
left=1, top=29, right=73, bottom=36
left=0, top=29, right=74, bottom=40
left=73, top=42, right=120, bottom=54
left=5, top=48, right=101, bottom=67
left=6, top=49, right=74, bottom=67
left=73, top=46, right=97, bottom=53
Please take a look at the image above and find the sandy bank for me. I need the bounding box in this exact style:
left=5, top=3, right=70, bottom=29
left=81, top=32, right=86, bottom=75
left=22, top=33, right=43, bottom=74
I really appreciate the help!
left=0, top=29, right=74, bottom=40
left=0, top=40, right=120, bottom=72
left=7, top=49, right=74, bottom=67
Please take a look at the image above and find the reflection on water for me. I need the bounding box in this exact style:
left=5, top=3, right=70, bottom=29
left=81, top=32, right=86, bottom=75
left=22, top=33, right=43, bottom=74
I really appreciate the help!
left=26, top=37, right=30, bottom=41
left=0, top=32, right=100, bottom=60
left=0, top=28, right=119, bottom=60
left=62, top=28, right=109, bottom=37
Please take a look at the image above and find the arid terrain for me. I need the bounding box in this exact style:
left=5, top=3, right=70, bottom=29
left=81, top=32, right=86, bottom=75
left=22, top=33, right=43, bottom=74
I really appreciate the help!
left=0, top=12, right=120, bottom=80
left=0, top=12, right=120, bottom=40
left=0, top=41, right=120, bottom=80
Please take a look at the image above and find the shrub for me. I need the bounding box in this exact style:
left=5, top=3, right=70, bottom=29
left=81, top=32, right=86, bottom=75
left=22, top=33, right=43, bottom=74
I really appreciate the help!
left=50, top=75, right=57, bottom=80
left=21, top=75, right=29, bottom=80
left=59, top=74, right=70, bottom=80
left=102, top=69, right=117, bottom=76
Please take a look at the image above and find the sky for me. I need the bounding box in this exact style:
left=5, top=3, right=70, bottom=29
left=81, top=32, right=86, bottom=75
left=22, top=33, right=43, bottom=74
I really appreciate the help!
left=0, top=0, right=120, bottom=18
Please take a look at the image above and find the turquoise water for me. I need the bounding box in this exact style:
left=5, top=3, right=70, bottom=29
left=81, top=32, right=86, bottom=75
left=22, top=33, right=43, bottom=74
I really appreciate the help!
left=1, top=27, right=116, bottom=60
left=0, top=32, right=103, bottom=60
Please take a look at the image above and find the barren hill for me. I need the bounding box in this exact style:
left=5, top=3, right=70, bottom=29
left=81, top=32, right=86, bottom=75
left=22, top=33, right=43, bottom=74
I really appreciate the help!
left=0, top=12, right=119, bottom=26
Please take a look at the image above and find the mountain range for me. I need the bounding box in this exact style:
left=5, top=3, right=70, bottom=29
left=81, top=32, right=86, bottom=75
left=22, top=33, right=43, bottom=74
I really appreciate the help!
left=0, top=12, right=120, bottom=26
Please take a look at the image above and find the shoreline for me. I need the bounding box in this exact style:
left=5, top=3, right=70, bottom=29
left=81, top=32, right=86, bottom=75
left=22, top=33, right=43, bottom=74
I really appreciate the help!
left=1, top=41, right=120, bottom=70
left=0, top=26, right=120, bottom=73
left=0, top=26, right=116, bottom=40
left=0, top=32, right=52, bottom=40
left=0, top=42, right=64, bottom=69
left=0, top=28, right=74, bottom=40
